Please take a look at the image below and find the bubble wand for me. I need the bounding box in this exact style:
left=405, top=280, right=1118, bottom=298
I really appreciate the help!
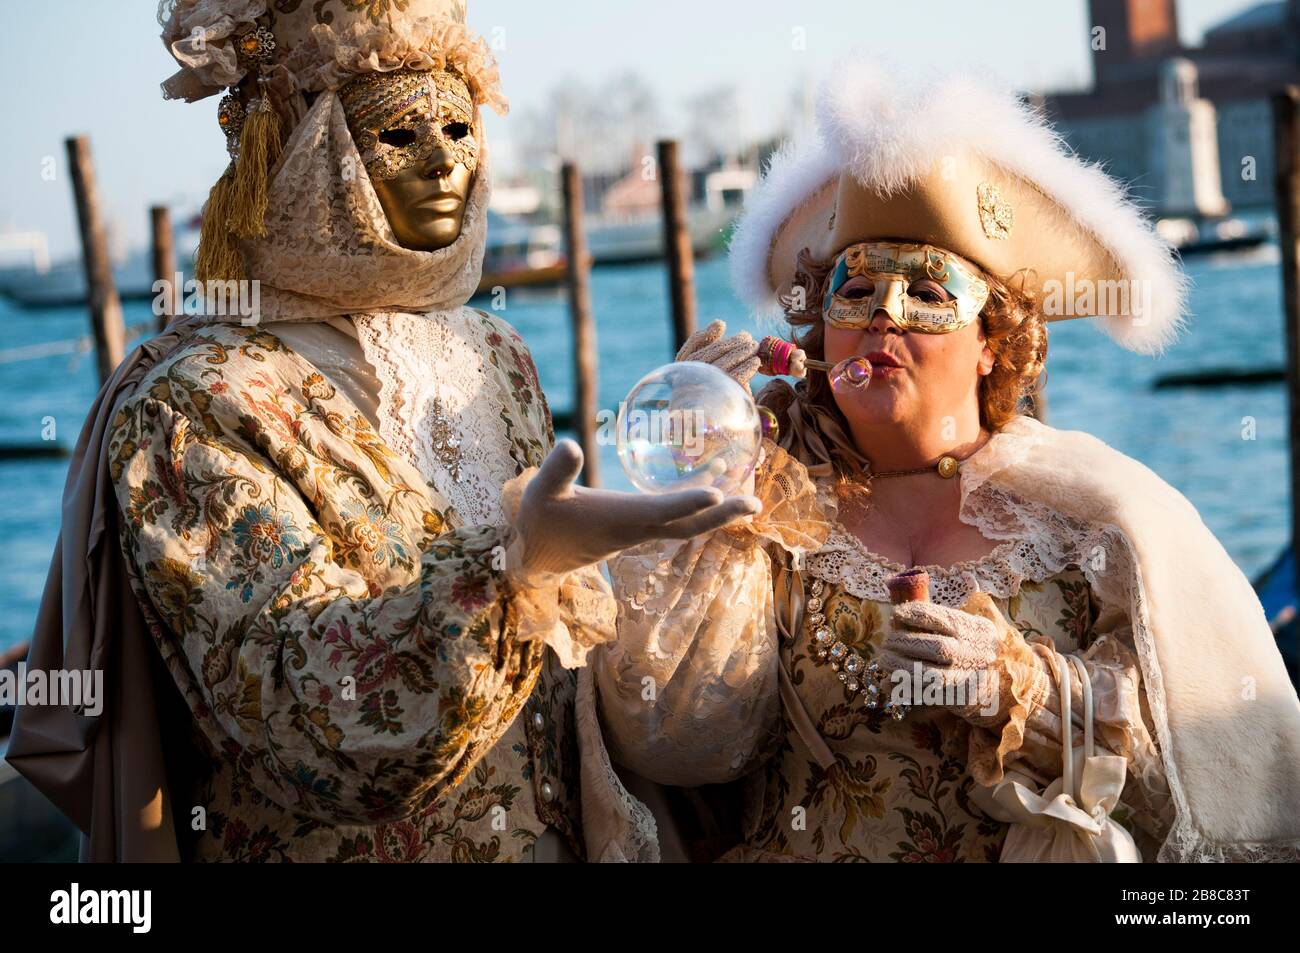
left=757, top=336, right=873, bottom=391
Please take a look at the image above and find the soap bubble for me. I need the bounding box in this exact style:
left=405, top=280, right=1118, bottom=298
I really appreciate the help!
left=616, top=361, right=763, bottom=495
left=830, top=357, right=873, bottom=394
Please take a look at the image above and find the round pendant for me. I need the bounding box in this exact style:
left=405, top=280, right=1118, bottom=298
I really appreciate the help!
left=937, top=455, right=959, bottom=479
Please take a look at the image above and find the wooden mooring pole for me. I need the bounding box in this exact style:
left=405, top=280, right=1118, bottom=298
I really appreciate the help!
left=150, top=205, right=176, bottom=333
left=66, top=136, right=125, bottom=383
left=1273, top=86, right=1300, bottom=606
left=658, top=140, right=697, bottom=354
left=561, top=162, right=600, bottom=487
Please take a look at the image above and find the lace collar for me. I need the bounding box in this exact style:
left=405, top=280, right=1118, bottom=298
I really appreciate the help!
left=804, top=474, right=1058, bottom=605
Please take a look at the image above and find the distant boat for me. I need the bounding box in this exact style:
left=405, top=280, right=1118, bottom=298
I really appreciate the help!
left=477, top=210, right=566, bottom=293
left=0, top=230, right=51, bottom=292
left=583, top=162, right=755, bottom=265
left=1157, top=214, right=1274, bottom=257
left=584, top=204, right=737, bottom=265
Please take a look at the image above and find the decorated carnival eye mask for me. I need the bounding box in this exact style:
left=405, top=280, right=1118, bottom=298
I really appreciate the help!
left=822, top=241, right=991, bottom=333
left=340, top=67, right=479, bottom=181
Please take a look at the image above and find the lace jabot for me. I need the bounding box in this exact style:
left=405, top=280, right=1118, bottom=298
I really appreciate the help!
left=354, top=308, right=519, bottom=527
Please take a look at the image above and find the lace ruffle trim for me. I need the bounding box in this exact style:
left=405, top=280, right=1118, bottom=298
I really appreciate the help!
left=159, top=2, right=507, bottom=112
left=721, top=441, right=833, bottom=553
left=290, top=18, right=508, bottom=112
left=803, top=475, right=1062, bottom=606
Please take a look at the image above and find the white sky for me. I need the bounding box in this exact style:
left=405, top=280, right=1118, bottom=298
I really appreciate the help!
left=0, top=0, right=1263, bottom=259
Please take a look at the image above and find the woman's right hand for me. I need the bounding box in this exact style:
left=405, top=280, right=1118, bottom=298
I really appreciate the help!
left=676, top=320, right=776, bottom=498
left=676, top=319, right=761, bottom=388
left=513, top=439, right=762, bottom=579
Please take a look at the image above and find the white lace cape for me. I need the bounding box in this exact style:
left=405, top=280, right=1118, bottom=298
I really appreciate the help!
left=941, top=416, right=1300, bottom=863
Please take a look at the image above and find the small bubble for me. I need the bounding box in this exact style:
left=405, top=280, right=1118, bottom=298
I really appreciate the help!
left=829, top=357, right=873, bottom=394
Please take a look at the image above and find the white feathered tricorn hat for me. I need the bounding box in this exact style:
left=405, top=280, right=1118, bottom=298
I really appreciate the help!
left=730, top=60, right=1189, bottom=354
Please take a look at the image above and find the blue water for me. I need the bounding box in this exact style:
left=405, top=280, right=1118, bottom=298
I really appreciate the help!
left=0, top=249, right=1288, bottom=650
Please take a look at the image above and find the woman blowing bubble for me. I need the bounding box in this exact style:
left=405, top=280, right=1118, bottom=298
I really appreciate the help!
left=589, top=60, right=1300, bottom=863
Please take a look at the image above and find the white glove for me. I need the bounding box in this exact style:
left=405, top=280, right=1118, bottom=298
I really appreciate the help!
left=877, top=593, right=1052, bottom=727
left=883, top=601, right=1002, bottom=670
left=676, top=319, right=761, bottom=389
left=677, top=318, right=771, bottom=499
left=513, top=439, right=762, bottom=579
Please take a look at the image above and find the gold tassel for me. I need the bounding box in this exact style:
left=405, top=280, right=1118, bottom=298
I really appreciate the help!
left=194, top=166, right=243, bottom=283
left=227, top=100, right=282, bottom=239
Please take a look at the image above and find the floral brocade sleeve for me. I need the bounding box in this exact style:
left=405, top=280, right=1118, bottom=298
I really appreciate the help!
left=109, top=384, right=560, bottom=828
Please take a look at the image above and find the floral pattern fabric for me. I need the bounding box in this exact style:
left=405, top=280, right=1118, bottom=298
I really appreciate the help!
left=598, top=451, right=1168, bottom=863
left=109, top=319, right=589, bottom=862
left=738, top=563, right=1098, bottom=863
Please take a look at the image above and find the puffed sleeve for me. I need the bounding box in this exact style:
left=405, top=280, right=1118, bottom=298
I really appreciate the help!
left=110, top=394, right=613, bottom=827
left=593, top=443, right=831, bottom=785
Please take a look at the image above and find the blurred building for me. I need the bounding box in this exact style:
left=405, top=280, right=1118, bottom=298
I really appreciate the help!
left=1043, top=0, right=1300, bottom=215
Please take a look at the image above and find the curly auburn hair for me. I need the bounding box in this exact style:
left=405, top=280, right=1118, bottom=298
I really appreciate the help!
left=759, top=246, right=1048, bottom=504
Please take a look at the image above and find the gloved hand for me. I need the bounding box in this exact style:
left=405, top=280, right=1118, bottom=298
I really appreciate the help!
left=676, top=319, right=761, bottom=389
left=676, top=318, right=769, bottom=498
left=877, top=592, right=1053, bottom=728
left=512, top=439, right=762, bottom=581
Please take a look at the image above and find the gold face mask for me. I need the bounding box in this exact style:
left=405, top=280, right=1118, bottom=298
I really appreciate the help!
left=340, top=67, right=479, bottom=181
left=822, top=241, right=991, bottom=333
left=340, top=67, right=479, bottom=251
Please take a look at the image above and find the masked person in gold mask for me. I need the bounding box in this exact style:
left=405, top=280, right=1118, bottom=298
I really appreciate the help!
left=340, top=66, right=481, bottom=252
left=591, top=60, right=1300, bottom=863
left=5, top=0, right=756, bottom=863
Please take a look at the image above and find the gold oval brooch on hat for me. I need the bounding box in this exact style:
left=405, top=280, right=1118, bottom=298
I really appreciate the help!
left=976, top=182, right=1014, bottom=241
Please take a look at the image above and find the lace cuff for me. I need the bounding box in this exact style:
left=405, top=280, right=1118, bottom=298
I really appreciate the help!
left=969, top=627, right=1175, bottom=851
left=1022, top=636, right=1146, bottom=760
left=499, top=467, right=617, bottom=669
left=1009, top=631, right=1174, bottom=840
left=965, top=634, right=1055, bottom=787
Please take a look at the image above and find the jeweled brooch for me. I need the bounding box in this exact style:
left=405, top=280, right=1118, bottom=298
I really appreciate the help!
left=806, top=577, right=906, bottom=720
left=236, top=26, right=277, bottom=67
